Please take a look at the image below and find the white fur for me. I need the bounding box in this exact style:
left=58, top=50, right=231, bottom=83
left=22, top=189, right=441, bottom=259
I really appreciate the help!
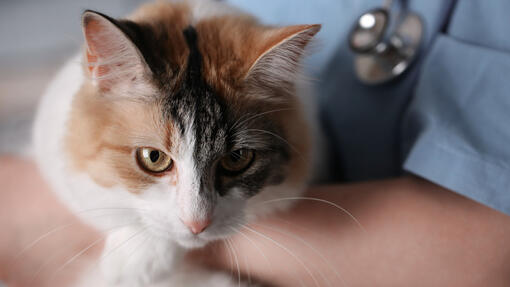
left=77, top=259, right=254, bottom=287
left=175, top=121, right=208, bottom=224
left=32, top=53, right=247, bottom=287
left=33, top=1, right=318, bottom=286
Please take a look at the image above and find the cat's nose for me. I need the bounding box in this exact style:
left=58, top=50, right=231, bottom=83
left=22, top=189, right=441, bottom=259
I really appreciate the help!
left=183, top=219, right=211, bottom=234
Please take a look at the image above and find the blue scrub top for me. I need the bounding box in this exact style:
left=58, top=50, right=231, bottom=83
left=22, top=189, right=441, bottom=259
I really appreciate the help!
left=226, top=0, right=510, bottom=215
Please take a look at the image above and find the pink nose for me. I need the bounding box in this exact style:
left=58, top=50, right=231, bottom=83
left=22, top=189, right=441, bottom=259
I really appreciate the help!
left=183, top=219, right=211, bottom=234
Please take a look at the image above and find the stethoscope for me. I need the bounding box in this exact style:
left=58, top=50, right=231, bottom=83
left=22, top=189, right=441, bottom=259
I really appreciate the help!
left=349, top=0, right=424, bottom=85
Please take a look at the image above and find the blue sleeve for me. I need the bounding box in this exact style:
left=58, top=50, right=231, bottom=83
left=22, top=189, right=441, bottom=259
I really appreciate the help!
left=403, top=0, right=510, bottom=214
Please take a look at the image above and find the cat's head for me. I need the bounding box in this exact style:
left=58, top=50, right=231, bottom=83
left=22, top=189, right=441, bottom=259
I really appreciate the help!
left=65, top=1, right=320, bottom=248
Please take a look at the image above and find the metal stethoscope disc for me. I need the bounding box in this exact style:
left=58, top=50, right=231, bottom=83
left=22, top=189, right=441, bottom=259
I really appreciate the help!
left=349, top=8, right=389, bottom=54
left=349, top=7, right=424, bottom=85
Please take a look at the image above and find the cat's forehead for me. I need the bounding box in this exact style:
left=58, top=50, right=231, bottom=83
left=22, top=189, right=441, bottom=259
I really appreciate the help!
left=121, top=4, right=281, bottom=152
left=122, top=1, right=279, bottom=96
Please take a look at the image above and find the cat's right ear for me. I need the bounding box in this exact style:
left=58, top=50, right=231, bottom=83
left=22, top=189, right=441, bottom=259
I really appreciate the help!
left=81, top=10, right=150, bottom=91
left=244, top=24, right=321, bottom=91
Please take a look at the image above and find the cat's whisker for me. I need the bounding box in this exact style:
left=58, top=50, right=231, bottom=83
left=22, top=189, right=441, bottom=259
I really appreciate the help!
left=230, top=136, right=279, bottom=153
left=31, top=221, right=135, bottom=284
left=270, top=217, right=348, bottom=286
left=239, top=224, right=320, bottom=287
left=243, top=128, right=307, bottom=162
left=222, top=239, right=235, bottom=280
left=14, top=210, right=144, bottom=260
left=75, top=207, right=151, bottom=214
left=15, top=222, right=76, bottom=260
left=230, top=113, right=257, bottom=133
left=228, top=226, right=271, bottom=269
left=239, top=240, right=252, bottom=286
left=229, top=226, right=270, bottom=286
left=258, top=197, right=366, bottom=232
left=254, top=222, right=332, bottom=287
left=230, top=112, right=258, bottom=131
left=230, top=221, right=306, bottom=287
left=252, top=222, right=346, bottom=287
left=230, top=108, right=295, bottom=132
left=101, top=227, right=148, bottom=261
left=118, top=232, right=153, bottom=276
left=226, top=238, right=242, bottom=287
left=49, top=235, right=105, bottom=281
left=27, top=242, right=69, bottom=284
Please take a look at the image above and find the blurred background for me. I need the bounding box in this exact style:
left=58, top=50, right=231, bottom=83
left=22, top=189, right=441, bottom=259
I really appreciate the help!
left=0, top=0, right=146, bottom=154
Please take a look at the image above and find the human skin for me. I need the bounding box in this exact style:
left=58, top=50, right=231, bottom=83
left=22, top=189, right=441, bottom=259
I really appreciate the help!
left=195, top=179, right=510, bottom=287
left=0, top=156, right=102, bottom=287
left=1, top=156, right=510, bottom=286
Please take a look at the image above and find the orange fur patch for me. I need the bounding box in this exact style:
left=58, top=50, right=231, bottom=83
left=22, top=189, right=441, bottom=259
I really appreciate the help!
left=65, top=82, right=179, bottom=192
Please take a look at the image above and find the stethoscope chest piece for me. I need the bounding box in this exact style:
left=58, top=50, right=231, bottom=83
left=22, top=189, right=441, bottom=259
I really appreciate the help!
left=349, top=6, right=423, bottom=85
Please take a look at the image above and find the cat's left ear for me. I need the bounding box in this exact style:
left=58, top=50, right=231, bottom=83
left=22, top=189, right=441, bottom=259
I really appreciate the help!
left=245, top=24, right=321, bottom=88
left=82, top=10, right=150, bottom=91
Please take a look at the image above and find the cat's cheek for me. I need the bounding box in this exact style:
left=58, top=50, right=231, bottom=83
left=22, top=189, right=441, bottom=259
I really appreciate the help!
left=137, top=181, right=179, bottom=200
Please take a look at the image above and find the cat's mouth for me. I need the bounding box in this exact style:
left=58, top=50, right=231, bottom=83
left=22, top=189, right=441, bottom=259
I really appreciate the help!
left=175, top=234, right=210, bottom=249
left=146, top=224, right=215, bottom=249
left=147, top=222, right=243, bottom=250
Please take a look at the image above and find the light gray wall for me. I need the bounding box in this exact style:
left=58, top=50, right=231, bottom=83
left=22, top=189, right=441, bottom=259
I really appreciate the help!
left=0, top=0, right=146, bottom=153
left=0, top=0, right=145, bottom=67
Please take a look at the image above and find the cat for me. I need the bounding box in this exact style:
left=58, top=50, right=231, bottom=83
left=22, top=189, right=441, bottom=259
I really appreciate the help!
left=33, top=0, right=321, bottom=286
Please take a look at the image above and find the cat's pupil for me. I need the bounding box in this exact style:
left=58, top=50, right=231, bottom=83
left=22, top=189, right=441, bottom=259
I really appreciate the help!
left=150, top=150, right=160, bottom=162
left=231, top=151, right=242, bottom=162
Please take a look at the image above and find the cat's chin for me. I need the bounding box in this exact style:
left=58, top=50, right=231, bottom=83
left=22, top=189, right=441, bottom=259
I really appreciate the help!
left=175, top=236, right=210, bottom=249
left=175, top=231, right=234, bottom=249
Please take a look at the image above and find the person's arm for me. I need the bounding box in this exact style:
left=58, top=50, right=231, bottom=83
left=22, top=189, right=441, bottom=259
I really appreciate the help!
left=0, top=156, right=102, bottom=287
left=2, top=157, right=510, bottom=286
left=193, top=177, right=510, bottom=287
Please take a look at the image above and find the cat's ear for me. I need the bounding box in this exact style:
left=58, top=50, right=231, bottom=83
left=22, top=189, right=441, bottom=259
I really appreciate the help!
left=81, top=10, right=149, bottom=91
left=245, top=24, right=321, bottom=88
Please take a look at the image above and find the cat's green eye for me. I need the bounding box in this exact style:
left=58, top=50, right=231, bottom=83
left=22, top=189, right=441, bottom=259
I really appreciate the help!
left=220, top=149, right=255, bottom=174
left=136, top=147, right=173, bottom=173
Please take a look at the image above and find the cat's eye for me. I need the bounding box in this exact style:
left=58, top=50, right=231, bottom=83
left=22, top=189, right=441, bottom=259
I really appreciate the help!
left=220, top=149, right=255, bottom=174
left=136, top=147, right=173, bottom=173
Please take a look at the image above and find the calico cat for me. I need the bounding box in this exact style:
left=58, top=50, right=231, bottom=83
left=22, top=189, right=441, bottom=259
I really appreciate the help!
left=33, top=0, right=320, bottom=285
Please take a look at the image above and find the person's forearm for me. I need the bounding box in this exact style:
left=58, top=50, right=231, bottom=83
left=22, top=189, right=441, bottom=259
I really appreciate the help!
left=194, top=177, right=510, bottom=287
left=0, top=157, right=102, bottom=287
left=3, top=157, right=510, bottom=286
